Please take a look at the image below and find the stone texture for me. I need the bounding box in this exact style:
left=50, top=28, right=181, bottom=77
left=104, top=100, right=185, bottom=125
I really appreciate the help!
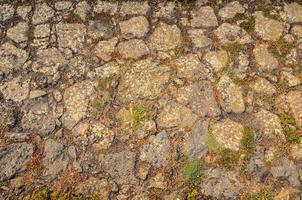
left=0, top=77, right=29, bottom=102
left=74, top=1, right=91, bottom=21
left=281, top=71, right=301, bottom=87
left=0, top=4, right=14, bottom=22
left=117, top=39, right=149, bottom=59
left=287, top=91, right=302, bottom=127
left=119, top=1, right=150, bottom=16
left=214, top=23, right=251, bottom=45
left=284, top=3, right=302, bottom=23
left=253, top=44, right=279, bottom=72
left=32, top=3, right=54, bottom=25
left=91, top=122, right=115, bottom=150
left=94, top=0, right=118, bottom=15
left=218, top=1, right=245, bottom=20
left=203, top=50, right=228, bottom=73
left=94, top=37, right=118, bottom=61
left=7, top=22, right=28, bottom=43
left=251, top=77, right=276, bottom=96
left=190, top=6, right=218, bottom=27
left=119, top=16, right=149, bottom=39
left=88, top=20, right=115, bottom=39
left=188, top=29, right=212, bottom=48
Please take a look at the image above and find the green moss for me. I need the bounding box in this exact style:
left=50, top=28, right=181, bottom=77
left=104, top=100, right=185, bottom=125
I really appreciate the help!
left=257, top=4, right=283, bottom=21
left=240, top=126, right=255, bottom=160
left=207, top=132, right=224, bottom=153
left=187, top=189, right=198, bottom=200
left=239, top=16, right=255, bottom=33
left=217, top=149, right=240, bottom=170
left=242, top=188, right=273, bottom=200
left=233, top=77, right=244, bottom=86
left=130, top=105, right=147, bottom=129
left=268, top=38, right=294, bottom=60
left=279, top=112, right=301, bottom=144
left=182, top=159, right=201, bottom=184
left=31, top=187, right=50, bottom=200
left=225, top=42, right=244, bottom=64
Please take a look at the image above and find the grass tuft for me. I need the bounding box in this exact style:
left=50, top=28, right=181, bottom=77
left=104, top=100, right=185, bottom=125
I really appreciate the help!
left=279, top=112, right=301, bottom=144
left=240, top=126, right=255, bottom=160
left=207, top=132, right=223, bottom=153
left=268, top=38, right=294, bottom=60
left=233, top=77, right=244, bottom=86
left=182, top=159, right=201, bottom=184
left=217, top=149, right=240, bottom=170
left=130, top=105, right=147, bottom=129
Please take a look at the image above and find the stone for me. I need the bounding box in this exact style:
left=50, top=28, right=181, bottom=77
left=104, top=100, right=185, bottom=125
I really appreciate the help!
left=287, top=91, right=302, bottom=127
left=0, top=101, right=16, bottom=127
left=56, top=23, right=86, bottom=52
left=0, top=77, right=29, bottom=102
left=0, top=4, right=14, bottom=22
left=94, top=37, right=118, bottom=62
left=158, top=100, right=198, bottom=129
left=174, top=54, right=209, bottom=81
left=136, top=163, right=150, bottom=180
left=117, top=39, right=149, bottom=59
left=17, top=6, right=32, bottom=20
left=203, top=50, right=228, bottom=73
left=214, top=23, right=251, bottom=45
left=75, top=177, right=112, bottom=199
left=140, top=131, right=170, bottom=167
left=119, top=16, right=149, bottom=39
left=284, top=3, right=302, bottom=23
left=102, top=151, right=137, bottom=185
left=0, top=143, right=33, bottom=182
left=118, top=59, right=171, bottom=102
left=291, top=143, right=302, bottom=160
left=217, top=75, right=245, bottom=113
left=32, top=3, right=54, bottom=25
left=91, top=122, right=115, bottom=150
left=148, top=22, right=181, bottom=51
left=176, top=81, right=221, bottom=118
left=253, top=109, right=283, bottom=139
left=88, top=20, right=115, bottom=40
left=7, top=22, right=28, bottom=43
left=233, top=53, right=249, bottom=79
left=150, top=173, right=167, bottom=189
left=251, top=77, right=276, bottom=96
left=0, top=42, right=28, bottom=74
left=188, top=29, right=212, bottom=48
left=62, top=80, right=96, bottom=130
left=119, top=1, right=150, bottom=16
left=95, top=61, right=120, bottom=78
left=253, top=44, right=279, bottom=72
left=190, top=6, right=218, bottom=27
left=34, top=24, right=50, bottom=38
left=43, top=139, right=68, bottom=180
left=270, top=157, right=300, bottom=187
left=211, top=119, right=244, bottom=151
left=55, top=1, right=72, bottom=10
left=254, top=11, right=284, bottom=41
left=281, top=71, right=301, bottom=87
left=153, top=1, right=176, bottom=19
left=74, top=1, right=91, bottom=21
left=218, top=1, right=245, bottom=20
left=291, top=25, right=302, bottom=38
left=10, top=177, right=24, bottom=189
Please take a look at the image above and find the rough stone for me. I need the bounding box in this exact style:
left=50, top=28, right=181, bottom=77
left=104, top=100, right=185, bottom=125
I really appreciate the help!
left=218, top=1, right=245, bottom=20
left=75, top=177, right=112, bottom=199
left=291, top=25, right=302, bottom=38
left=55, top=1, right=72, bottom=10
left=287, top=91, right=302, bottom=127
left=32, top=3, right=54, bottom=25
left=7, top=22, right=28, bottom=43
left=119, top=1, right=150, bottom=16
left=281, top=71, right=301, bottom=87
left=0, top=77, right=29, bottom=102
left=94, top=37, right=118, bottom=61
left=188, top=29, right=212, bottom=48
left=253, top=44, right=279, bottom=72
left=74, top=1, right=91, bottom=21
left=91, top=122, right=115, bottom=150
left=0, top=4, right=14, bottom=22
left=190, top=6, right=218, bottom=27
left=119, top=16, right=149, bottom=39
left=94, top=0, right=118, bottom=15
left=88, top=20, right=115, bottom=39
left=203, top=49, right=228, bottom=73
left=251, top=77, right=276, bottom=96
left=34, top=24, right=50, bottom=38
left=117, top=39, right=149, bottom=59
left=284, top=2, right=302, bottom=23
left=214, top=23, right=251, bottom=45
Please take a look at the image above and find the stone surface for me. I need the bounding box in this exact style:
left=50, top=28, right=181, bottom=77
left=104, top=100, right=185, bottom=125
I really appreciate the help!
left=203, top=50, right=228, bottom=73
left=32, top=3, right=54, bottom=25
left=7, top=22, right=28, bottom=43
left=188, top=29, right=212, bottom=48
left=119, top=1, right=150, bottom=16
left=94, top=37, right=118, bottom=61
left=0, top=77, right=29, bottom=102
left=253, top=44, right=279, bottom=72
left=117, top=39, right=149, bottom=59
left=284, top=3, right=302, bottom=23
left=190, top=6, right=218, bottom=27
left=286, top=91, right=302, bottom=127
left=214, top=23, right=251, bottom=45
left=251, top=77, right=276, bottom=96
left=119, top=16, right=149, bottom=39
left=218, top=1, right=245, bottom=20
left=0, top=4, right=14, bottom=22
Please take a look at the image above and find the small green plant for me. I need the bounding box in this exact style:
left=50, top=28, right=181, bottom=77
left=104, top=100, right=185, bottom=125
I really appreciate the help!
left=268, top=38, right=294, bottom=60
left=207, top=132, right=223, bottom=153
left=279, top=112, right=301, bottom=144
left=31, top=187, right=50, bottom=200
left=182, top=159, right=201, bottom=184
left=242, top=188, right=273, bottom=200
left=130, top=105, right=147, bottom=129
left=240, top=126, right=255, bottom=160
left=239, top=16, right=255, bottom=33
left=233, top=77, right=244, bottom=86
left=257, top=4, right=283, bottom=21
left=187, top=188, right=198, bottom=200
left=226, top=42, right=244, bottom=61
left=217, top=149, right=239, bottom=170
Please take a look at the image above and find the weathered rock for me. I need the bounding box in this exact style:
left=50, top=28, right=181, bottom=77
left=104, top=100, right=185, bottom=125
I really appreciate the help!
left=214, top=23, right=251, bottom=45
left=0, top=101, right=16, bottom=128
left=287, top=91, right=302, bottom=127
left=284, top=2, right=302, bottom=23
left=119, top=1, right=150, bottom=16
left=0, top=143, right=33, bottom=182
left=94, top=0, right=118, bottom=15
left=150, top=173, right=167, bottom=189
left=291, top=143, right=302, bottom=160
left=280, top=71, right=301, bottom=87
left=34, top=24, right=50, bottom=39
left=55, top=1, right=72, bottom=10
left=190, top=6, right=218, bottom=27
left=217, top=75, right=245, bottom=113
left=88, top=20, right=115, bottom=39
left=253, top=44, right=279, bottom=72
left=17, top=5, right=31, bottom=20
left=74, top=1, right=91, bottom=21
left=203, top=49, right=228, bottom=73
left=148, top=22, right=181, bottom=51
left=75, top=177, right=112, bottom=199
left=0, top=77, right=29, bottom=102
left=176, top=81, right=221, bottom=118
left=140, top=131, right=170, bottom=167
left=254, top=11, right=284, bottom=41
left=119, top=16, right=149, bottom=39
left=102, top=151, right=137, bottom=185
left=42, top=139, right=68, bottom=180
left=211, top=119, right=244, bottom=151
left=94, top=37, right=118, bottom=61
left=7, top=22, right=28, bottom=43
left=91, top=122, right=115, bottom=150
left=62, top=80, right=96, bottom=130
left=251, top=77, right=276, bottom=96
left=291, top=25, right=302, bottom=38
left=153, top=1, right=176, bottom=19
left=117, top=39, right=149, bottom=59
left=32, top=3, right=54, bottom=25
left=218, top=1, right=245, bottom=20
left=0, top=4, right=14, bottom=22
left=188, top=29, right=212, bottom=48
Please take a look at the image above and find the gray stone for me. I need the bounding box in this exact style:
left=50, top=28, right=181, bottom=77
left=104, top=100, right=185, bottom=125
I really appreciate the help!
left=218, top=1, right=245, bottom=20
left=253, top=44, right=278, bottom=72
left=0, top=4, right=14, bottom=22
left=188, top=29, right=212, bottom=48
left=140, top=131, right=170, bottom=167
left=32, top=3, right=54, bottom=25
left=214, top=23, right=251, bottom=45
left=94, top=37, right=118, bottom=61
left=88, top=20, right=115, bottom=40
left=190, top=6, right=218, bottom=27
left=119, top=16, right=149, bottom=39
left=148, top=22, right=181, bottom=51
left=284, top=2, right=302, bottom=23
left=119, top=1, right=150, bottom=16
left=7, top=22, right=28, bottom=43
left=117, top=39, right=149, bottom=59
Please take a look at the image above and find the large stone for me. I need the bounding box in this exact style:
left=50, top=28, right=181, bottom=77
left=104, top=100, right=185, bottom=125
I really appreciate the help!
left=188, top=29, right=212, bottom=48
left=253, top=44, right=278, bottom=72
left=0, top=77, right=30, bottom=102
left=62, top=80, right=96, bottom=130
left=119, top=1, right=150, bottom=16
left=94, top=0, right=118, bottom=15
left=218, top=1, right=245, bottom=20
left=217, top=75, right=245, bottom=113
left=74, top=1, right=91, bottom=21
left=214, top=23, right=251, bottom=45
left=101, top=151, right=137, bottom=185
left=0, top=143, right=33, bottom=181
left=280, top=71, right=301, bottom=87
left=190, top=6, right=218, bottom=27
left=117, top=39, right=149, bottom=59
left=287, top=91, right=302, bottom=127
left=43, top=139, right=68, bottom=180
left=251, top=77, right=276, bottom=96
left=203, top=50, right=228, bottom=73
left=118, top=59, right=171, bottom=102
left=176, top=81, right=221, bottom=118
left=254, top=11, right=284, bottom=41
left=140, top=131, right=170, bottom=167
left=0, top=4, right=14, bottom=22
left=94, top=37, right=118, bottom=62
left=32, top=3, right=54, bottom=25
left=284, top=2, right=302, bottom=23
left=75, top=177, right=112, bottom=199
left=148, top=22, right=181, bottom=51
left=91, top=123, right=115, bottom=150
left=211, top=119, right=244, bottom=151
left=7, top=22, right=28, bottom=43
left=119, top=16, right=149, bottom=39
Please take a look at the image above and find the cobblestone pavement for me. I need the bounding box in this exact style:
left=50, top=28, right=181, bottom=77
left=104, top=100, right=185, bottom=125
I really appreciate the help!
left=1, top=0, right=302, bottom=199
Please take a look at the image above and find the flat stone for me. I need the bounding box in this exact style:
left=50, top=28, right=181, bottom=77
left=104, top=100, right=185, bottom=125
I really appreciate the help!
left=91, top=122, right=115, bottom=150
left=203, top=49, right=228, bottom=73
left=284, top=2, right=302, bottom=23
left=0, top=4, right=14, bottom=22
left=119, top=16, right=149, bottom=39
left=188, top=29, right=212, bottom=48
left=32, top=3, right=54, bottom=25
left=153, top=1, right=176, bottom=19
left=287, top=91, right=302, bottom=127
left=218, top=1, right=245, bottom=20
left=74, top=1, right=91, bottom=21
left=148, top=22, right=181, bottom=51
left=117, top=39, right=149, bottom=59
left=94, top=37, right=118, bottom=61
left=291, top=25, right=302, bottom=38
left=251, top=77, right=276, bottom=96
left=119, top=1, right=150, bottom=16
left=74, top=177, right=112, bottom=198
left=176, top=81, right=221, bottom=118
left=0, top=143, right=33, bottom=182
left=140, top=131, right=170, bottom=167
left=217, top=75, right=245, bottom=113
left=55, top=1, right=72, bottom=10
left=254, top=11, right=284, bottom=41
left=281, top=71, right=301, bottom=87
left=211, top=119, right=244, bottom=151
left=94, top=0, right=118, bottom=15
left=7, top=22, right=28, bottom=43
left=291, top=143, right=302, bottom=160
left=190, top=6, right=218, bottom=27
left=253, top=44, right=279, bottom=72
left=0, top=77, right=29, bottom=102
left=62, top=80, right=96, bottom=130
left=17, top=6, right=32, bottom=20
left=34, top=24, right=50, bottom=38
left=214, top=23, right=251, bottom=45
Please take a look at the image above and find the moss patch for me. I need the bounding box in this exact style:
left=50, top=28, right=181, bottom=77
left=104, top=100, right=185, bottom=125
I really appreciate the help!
left=279, top=112, right=301, bottom=144
left=216, top=148, right=240, bottom=170
left=240, top=126, right=255, bottom=160
left=225, top=42, right=244, bottom=62
left=207, top=132, right=223, bottom=153
left=242, top=188, right=273, bottom=200
left=233, top=77, right=244, bottom=86
left=130, top=105, right=147, bottom=129
left=187, top=189, right=198, bottom=200
left=268, top=38, right=294, bottom=60
left=31, top=187, right=50, bottom=200
left=182, top=159, right=201, bottom=184
left=257, top=4, right=283, bottom=22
